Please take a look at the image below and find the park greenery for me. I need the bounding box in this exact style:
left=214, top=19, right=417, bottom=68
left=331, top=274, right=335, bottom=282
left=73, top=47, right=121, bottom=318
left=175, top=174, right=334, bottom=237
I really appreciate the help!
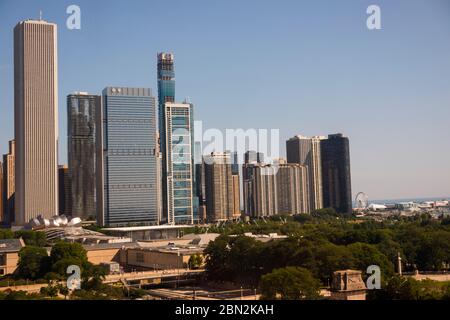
left=0, top=229, right=47, bottom=246
left=0, top=241, right=146, bottom=300
left=200, top=209, right=450, bottom=300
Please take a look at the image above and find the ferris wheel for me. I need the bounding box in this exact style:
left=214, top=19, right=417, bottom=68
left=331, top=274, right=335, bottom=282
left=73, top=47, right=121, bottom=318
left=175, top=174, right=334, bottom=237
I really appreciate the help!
left=355, top=192, right=369, bottom=210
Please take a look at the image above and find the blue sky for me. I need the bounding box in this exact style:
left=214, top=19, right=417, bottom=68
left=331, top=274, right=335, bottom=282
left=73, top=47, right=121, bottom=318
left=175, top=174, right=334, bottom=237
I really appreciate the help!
left=0, top=0, right=449, bottom=200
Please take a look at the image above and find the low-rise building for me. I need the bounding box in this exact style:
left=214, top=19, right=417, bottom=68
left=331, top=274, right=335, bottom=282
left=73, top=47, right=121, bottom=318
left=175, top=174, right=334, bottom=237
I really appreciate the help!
left=83, top=242, right=138, bottom=265
left=0, top=239, right=25, bottom=275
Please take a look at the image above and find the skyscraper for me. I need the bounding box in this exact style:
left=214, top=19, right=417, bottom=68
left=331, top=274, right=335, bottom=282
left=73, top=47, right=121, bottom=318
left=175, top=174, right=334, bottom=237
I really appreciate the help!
left=276, top=164, right=309, bottom=214
left=230, top=151, right=239, bottom=175
left=96, top=87, right=158, bottom=226
left=158, top=53, right=197, bottom=224
left=163, top=103, right=194, bottom=224
left=2, top=140, right=15, bottom=224
left=243, top=164, right=278, bottom=217
left=244, top=150, right=264, bottom=164
left=286, top=135, right=325, bottom=211
left=242, top=151, right=264, bottom=217
left=157, top=53, right=175, bottom=223
left=321, top=133, right=352, bottom=214
left=243, top=163, right=309, bottom=217
left=204, top=153, right=234, bottom=222
left=14, top=19, right=58, bottom=224
left=67, top=93, right=100, bottom=220
left=0, top=162, right=3, bottom=223
left=58, top=165, right=72, bottom=216
left=231, top=174, right=241, bottom=218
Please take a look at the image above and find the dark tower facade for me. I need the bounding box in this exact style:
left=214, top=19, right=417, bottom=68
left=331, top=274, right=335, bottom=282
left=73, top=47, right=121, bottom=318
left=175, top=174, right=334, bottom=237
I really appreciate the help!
left=320, top=134, right=352, bottom=214
left=67, top=93, right=100, bottom=219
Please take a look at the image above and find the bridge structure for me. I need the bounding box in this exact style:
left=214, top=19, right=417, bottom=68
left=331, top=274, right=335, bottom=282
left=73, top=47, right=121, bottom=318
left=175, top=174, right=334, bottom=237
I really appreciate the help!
left=103, top=269, right=205, bottom=288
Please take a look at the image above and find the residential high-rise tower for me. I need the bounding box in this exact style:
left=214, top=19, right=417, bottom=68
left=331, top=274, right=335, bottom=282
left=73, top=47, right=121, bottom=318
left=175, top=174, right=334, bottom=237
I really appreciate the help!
left=67, top=93, right=100, bottom=219
left=321, top=133, right=352, bottom=214
left=2, top=140, right=15, bottom=224
left=286, top=135, right=325, bottom=211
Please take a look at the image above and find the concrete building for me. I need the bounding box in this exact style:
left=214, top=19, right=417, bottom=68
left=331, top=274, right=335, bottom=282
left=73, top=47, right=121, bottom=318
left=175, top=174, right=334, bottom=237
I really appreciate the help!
left=14, top=19, right=59, bottom=224
left=232, top=174, right=241, bottom=218
left=2, top=140, right=15, bottom=224
left=0, top=239, right=25, bottom=275
left=101, top=224, right=197, bottom=241
left=96, top=87, right=158, bottom=226
left=244, top=150, right=264, bottom=164
left=84, top=242, right=137, bottom=266
left=286, top=135, right=325, bottom=211
left=276, top=164, right=309, bottom=214
left=321, top=134, right=352, bottom=214
left=243, top=164, right=278, bottom=217
left=204, top=153, right=234, bottom=222
left=330, top=270, right=366, bottom=300
left=126, top=247, right=203, bottom=271
left=67, top=93, right=100, bottom=220
left=58, top=165, right=72, bottom=216
left=243, top=164, right=310, bottom=217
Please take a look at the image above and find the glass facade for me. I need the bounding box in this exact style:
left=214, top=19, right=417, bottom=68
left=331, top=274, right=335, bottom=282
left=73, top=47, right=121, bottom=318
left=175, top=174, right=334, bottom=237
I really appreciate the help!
left=158, top=53, right=197, bottom=224
left=165, top=103, right=194, bottom=224
left=100, top=87, right=158, bottom=226
left=158, top=53, right=175, bottom=223
left=67, top=93, right=99, bottom=220
left=321, top=134, right=352, bottom=214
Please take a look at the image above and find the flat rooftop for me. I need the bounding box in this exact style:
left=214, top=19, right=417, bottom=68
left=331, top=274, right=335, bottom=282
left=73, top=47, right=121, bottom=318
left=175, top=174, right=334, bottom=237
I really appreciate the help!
left=102, top=225, right=194, bottom=232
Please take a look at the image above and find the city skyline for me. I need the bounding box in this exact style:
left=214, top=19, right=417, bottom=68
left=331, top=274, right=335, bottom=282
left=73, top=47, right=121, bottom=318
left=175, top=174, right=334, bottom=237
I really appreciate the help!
left=0, top=0, right=449, bottom=200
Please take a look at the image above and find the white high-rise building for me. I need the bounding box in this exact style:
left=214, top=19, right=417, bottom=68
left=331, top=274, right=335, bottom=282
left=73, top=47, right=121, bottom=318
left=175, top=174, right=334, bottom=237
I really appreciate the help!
left=14, top=19, right=58, bottom=224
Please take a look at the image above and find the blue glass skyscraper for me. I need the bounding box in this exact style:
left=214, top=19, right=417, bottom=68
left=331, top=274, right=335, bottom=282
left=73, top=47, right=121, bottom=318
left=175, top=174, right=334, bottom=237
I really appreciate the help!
left=158, top=53, right=196, bottom=224
left=96, top=87, right=158, bottom=226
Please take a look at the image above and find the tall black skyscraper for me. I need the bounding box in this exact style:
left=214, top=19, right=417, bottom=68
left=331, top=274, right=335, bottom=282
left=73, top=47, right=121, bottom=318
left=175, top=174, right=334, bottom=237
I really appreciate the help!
left=320, top=133, right=352, bottom=214
left=58, top=165, right=72, bottom=216
left=67, top=93, right=100, bottom=220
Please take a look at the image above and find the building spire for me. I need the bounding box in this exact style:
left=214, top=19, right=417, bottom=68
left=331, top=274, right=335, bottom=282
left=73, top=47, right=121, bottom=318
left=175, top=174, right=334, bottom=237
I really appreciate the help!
left=39, top=10, right=42, bottom=21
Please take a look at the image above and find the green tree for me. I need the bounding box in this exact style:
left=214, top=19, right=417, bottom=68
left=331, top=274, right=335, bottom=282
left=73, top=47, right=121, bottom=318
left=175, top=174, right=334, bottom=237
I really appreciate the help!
left=57, top=284, right=70, bottom=299
left=17, top=246, right=50, bottom=279
left=188, top=254, right=203, bottom=269
left=40, top=284, right=59, bottom=297
left=347, top=242, right=394, bottom=279
left=49, top=242, right=89, bottom=277
left=0, top=229, right=14, bottom=239
left=14, top=230, right=47, bottom=247
left=204, top=236, right=231, bottom=280
left=260, top=267, right=321, bottom=300
left=50, top=242, right=88, bottom=264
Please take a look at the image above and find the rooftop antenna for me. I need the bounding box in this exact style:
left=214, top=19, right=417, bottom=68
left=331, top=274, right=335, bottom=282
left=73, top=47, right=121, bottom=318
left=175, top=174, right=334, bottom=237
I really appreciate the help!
left=39, top=10, right=43, bottom=21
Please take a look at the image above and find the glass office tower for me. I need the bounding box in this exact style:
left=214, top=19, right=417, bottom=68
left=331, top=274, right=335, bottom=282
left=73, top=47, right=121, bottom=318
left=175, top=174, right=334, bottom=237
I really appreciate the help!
left=96, top=87, right=158, bottom=226
left=158, top=53, right=175, bottom=223
left=164, top=103, right=194, bottom=224
left=158, top=53, right=196, bottom=224
left=67, top=93, right=100, bottom=220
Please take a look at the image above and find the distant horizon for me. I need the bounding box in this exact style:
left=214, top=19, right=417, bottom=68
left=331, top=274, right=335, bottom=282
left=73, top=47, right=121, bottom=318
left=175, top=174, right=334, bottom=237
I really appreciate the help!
left=1, top=0, right=449, bottom=200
